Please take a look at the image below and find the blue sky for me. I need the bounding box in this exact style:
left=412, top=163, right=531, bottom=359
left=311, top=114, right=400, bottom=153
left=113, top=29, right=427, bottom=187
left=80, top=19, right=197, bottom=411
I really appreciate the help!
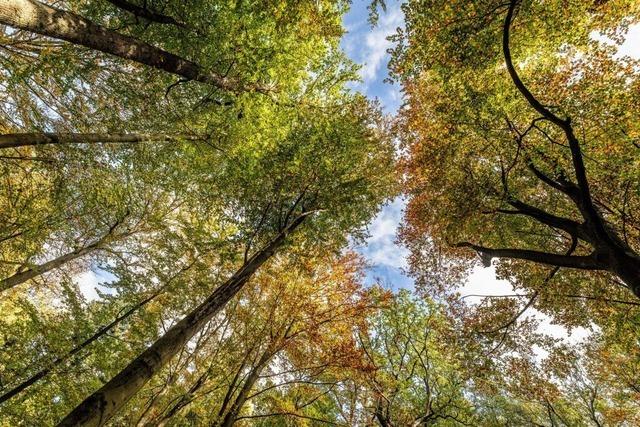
left=341, top=1, right=413, bottom=290
left=341, top=1, right=404, bottom=114
left=340, top=2, right=532, bottom=295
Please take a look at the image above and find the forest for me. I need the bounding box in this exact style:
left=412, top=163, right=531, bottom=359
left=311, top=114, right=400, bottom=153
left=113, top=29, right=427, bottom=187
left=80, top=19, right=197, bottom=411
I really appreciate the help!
left=0, top=0, right=639, bottom=425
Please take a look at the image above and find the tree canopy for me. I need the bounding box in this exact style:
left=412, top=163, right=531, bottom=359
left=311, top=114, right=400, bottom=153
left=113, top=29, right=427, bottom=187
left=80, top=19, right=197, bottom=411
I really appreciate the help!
left=0, top=0, right=639, bottom=425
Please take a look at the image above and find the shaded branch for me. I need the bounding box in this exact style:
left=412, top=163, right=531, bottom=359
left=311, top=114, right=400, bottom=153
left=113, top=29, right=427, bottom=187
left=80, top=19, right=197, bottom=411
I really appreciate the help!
left=526, top=158, right=578, bottom=200
left=105, top=0, right=186, bottom=27
left=503, top=0, right=610, bottom=244
left=501, top=197, right=590, bottom=242
left=455, top=241, right=601, bottom=270
left=503, top=0, right=564, bottom=126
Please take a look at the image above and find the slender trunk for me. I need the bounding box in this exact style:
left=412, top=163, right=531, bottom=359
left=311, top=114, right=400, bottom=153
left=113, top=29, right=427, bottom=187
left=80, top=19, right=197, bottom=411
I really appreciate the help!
left=153, top=369, right=210, bottom=427
left=215, top=347, right=254, bottom=420
left=0, top=133, right=201, bottom=149
left=152, top=347, right=250, bottom=426
left=0, top=290, right=160, bottom=403
left=374, top=399, right=392, bottom=427
left=219, top=349, right=274, bottom=427
left=0, top=231, right=121, bottom=292
left=0, top=0, right=268, bottom=93
left=57, top=214, right=307, bottom=427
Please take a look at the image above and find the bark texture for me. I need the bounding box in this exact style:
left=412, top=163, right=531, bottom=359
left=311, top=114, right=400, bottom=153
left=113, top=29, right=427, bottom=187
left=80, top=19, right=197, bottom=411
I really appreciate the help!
left=0, top=0, right=269, bottom=93
left=0, top=133, right=201, bottom=149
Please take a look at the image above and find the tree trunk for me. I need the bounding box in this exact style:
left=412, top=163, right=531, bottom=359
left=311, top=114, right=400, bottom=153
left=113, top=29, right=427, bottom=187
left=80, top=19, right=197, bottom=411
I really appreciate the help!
left=0, top=133, right=200, bottom=149
left=0, top=229, right=126, bottom=292
left=374, top=399, right=393, bottom=427
left=607, top=249, right=640, bottom=298
left=0, top=0, right=268, bottom=93
left=219, top=347, right=276, bottom=427
left=57, top=214, right=307, bottom=427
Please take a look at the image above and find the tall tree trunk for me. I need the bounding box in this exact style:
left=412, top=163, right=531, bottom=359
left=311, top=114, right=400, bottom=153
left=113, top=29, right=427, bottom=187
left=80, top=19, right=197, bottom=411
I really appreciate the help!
left=57, top=214, right=308, bottom=427
left=0, top=0, right=269, bottom=93
left=0, top=133, right=201, bottom=149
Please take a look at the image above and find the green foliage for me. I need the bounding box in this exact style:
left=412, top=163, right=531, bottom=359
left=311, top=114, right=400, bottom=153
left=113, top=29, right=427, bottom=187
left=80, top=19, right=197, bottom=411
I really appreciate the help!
left=0, top=0, right=638, bottom=425
left=396, top=0, right=640, bottom=327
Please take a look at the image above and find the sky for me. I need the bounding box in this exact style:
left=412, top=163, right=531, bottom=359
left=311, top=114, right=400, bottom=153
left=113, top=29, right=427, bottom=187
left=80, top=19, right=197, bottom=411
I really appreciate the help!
left=342, top=1, right=411, bottom=290
left=341, top=1, right=495, bottom=294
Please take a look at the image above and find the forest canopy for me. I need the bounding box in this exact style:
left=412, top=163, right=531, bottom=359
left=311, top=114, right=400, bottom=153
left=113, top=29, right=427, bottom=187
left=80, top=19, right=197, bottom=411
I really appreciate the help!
left=0, top=0, right=638, bottom=426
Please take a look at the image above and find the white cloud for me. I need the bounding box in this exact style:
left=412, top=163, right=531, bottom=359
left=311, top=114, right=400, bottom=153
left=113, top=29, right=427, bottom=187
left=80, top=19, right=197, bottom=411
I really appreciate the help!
left=461, top=264, right=592, bottom=355
left=75, top=268, right=116, bottom=301
left=361, top=197, right=409, bottom=270
left=360, top=15, right=398, bottom=82
left=344, top=3, right=404, bottom=87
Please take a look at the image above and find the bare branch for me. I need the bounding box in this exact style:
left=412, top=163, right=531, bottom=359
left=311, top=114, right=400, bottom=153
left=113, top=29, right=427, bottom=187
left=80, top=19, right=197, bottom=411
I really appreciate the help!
left=504, top=198, right=591, bottom=242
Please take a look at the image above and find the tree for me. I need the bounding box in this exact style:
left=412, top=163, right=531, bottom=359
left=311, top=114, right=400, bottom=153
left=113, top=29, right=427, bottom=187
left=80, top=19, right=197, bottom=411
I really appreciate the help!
left=0, top=1, right=396, bottom=424
left=123, top=252, right=375, bottom=427
left=356, top=290, right=477, bottom=426
left=394, top=0, right=640, bottom=309
left=55, top=87, right=395, bottom=425
left=0, top=0, right=369, bottom=299
left=0, top=0, right=268, bottom=93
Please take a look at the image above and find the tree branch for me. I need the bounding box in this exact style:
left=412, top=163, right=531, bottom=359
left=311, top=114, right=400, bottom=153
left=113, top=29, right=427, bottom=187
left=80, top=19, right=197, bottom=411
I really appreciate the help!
left=455, top=241, right=601, bottom=270
left=503, top=197, right=591, bottom=242
left=503, top=0, right=611, bottom=245
left=503, top=0, right=565, bottom=126
left=105, top=0, right=186, bottom=27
